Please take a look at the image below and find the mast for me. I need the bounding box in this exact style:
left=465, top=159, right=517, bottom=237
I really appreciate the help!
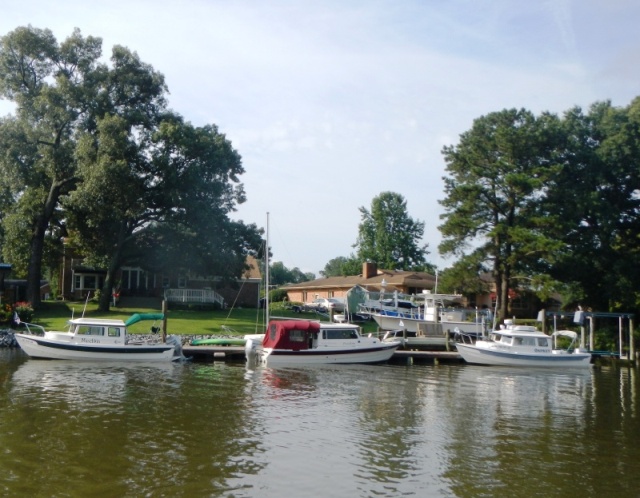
left=265, top=212, right=270, bottom=326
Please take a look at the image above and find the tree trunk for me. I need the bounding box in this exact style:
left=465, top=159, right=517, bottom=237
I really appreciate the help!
left=98, top=271, right=114, bottom=312
left=26, top=182, right=62, bottom=308
left=98, top=228, right=126, bottom=312
left=26, top=225, right=45, bottom=308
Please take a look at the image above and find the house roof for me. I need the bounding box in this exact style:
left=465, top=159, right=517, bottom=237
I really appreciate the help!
left=283, top=269, right=436, bottom=293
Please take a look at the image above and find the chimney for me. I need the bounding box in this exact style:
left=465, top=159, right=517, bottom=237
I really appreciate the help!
left=363, top=262, right=377, bottom=279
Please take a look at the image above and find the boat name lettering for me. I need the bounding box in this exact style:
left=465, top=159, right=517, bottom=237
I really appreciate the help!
left=534, top=348, right=551, bottom=353
left=80, top=338, right=102, bottom=344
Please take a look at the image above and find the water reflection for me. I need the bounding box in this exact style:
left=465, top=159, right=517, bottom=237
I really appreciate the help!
left=1, top=350, right=640, bottom=497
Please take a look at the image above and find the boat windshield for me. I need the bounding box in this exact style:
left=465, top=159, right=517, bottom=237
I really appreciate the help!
left=514, top=337, right=536, bottom=346
left=323, top=329, right=359, bottom=340
left=75, top=325, right=104, bottom=336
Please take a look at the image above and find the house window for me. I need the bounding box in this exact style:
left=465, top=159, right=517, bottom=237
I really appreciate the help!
left=178, top=276, right=187, bottom=288
left=122, top=268, right=146, bottom=291
left=73, top=274, right=103, bottom=290
left=84, top=275, right=96, bottom=289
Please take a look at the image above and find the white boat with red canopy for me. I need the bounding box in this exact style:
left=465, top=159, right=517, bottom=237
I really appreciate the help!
left=245, top=319, right=401, bottom=366
left=14, top=313, right=180, bottom=362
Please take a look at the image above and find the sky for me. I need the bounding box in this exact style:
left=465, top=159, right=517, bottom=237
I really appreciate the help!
left=2, top=1, right=640, bottom=276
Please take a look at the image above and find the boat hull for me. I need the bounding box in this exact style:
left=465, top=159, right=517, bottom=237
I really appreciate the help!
left=373, top=313, right=485, bottom=335
left=15, top=334, right=176, bottom=362
left=258, top=344, right=399, bottom=366
left=455, top=342, right=592, bottom=368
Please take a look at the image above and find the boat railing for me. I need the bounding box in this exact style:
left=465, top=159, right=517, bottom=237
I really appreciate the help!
left=455, top=331, right=478, bottom=345
left=17, top=322, right=46, bottom=336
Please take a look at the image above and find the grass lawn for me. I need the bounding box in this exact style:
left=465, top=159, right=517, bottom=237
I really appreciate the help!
left=25, top=301, right=381, bottom=337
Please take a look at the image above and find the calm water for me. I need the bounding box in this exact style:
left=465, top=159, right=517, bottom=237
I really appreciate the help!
left=1, top=349, right=639, bottom=498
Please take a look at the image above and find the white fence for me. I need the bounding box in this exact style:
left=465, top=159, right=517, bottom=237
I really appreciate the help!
left=164, top=288, right=225, bottom=306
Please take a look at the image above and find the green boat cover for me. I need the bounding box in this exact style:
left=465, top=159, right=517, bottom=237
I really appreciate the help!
left=125, top=313, right=165, bottom=326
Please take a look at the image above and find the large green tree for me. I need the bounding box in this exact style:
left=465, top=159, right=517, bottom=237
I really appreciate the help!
left=0, top=26, right=262, bottom=310
left=64, top=106, right=261, bottom=311
left=543, top=100, right=640, bottom=312
left=355, top=192, right=432, bottom=271
left=439, top=108, right=564, bottom=321
left=0, top=26, right=166, bottom=307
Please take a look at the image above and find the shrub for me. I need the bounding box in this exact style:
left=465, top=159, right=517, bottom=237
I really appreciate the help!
left=14, top=301, right=35, bottom=323
left=269, top=288, right=289, bottom=302
left=0, top=304, right=11, bottom=323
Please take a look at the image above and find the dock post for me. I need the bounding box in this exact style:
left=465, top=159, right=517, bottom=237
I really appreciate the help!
left=162, top=299, right=168, bottom=342
left=630, top=318, right=636, bottom=365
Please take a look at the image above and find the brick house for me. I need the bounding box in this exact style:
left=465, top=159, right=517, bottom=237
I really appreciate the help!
left=283, top=262, right=438, bottom=303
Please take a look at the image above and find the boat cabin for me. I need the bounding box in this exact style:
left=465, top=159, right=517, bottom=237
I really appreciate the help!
left=71, top=321, right=126, bottom=338
left=262, top=320, right=365, bottom=351
left=262, top=320, right=320, bottom=350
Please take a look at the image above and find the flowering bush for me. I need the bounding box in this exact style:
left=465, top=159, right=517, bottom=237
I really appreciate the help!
left=0, top=303, right=11, bottom=323
left=14, top=301, right=34, bottom=323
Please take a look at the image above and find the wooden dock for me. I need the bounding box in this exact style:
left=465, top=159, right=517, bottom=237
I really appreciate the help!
left=181, top=345, right=463, bottom=364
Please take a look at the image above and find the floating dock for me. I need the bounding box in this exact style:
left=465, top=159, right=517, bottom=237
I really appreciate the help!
left=181, top=345, right=463, bottom=364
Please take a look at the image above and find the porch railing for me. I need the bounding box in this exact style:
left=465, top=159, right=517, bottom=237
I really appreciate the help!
left=164, top=288, right=225, bottom=306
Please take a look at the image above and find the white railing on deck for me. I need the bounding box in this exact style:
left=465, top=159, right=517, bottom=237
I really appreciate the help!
left=164, top=288, right=225, bottom=306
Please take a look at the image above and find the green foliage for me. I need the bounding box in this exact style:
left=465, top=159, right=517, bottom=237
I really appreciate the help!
left=269, top=287, right=289, bottom=302
left=437, top=256, right=490, bottom=295
left=542, top=100, right=640, bottom=312
left=0, top=26, right=106, bottom=306
left=321, top=255, right=363, bottom=277
left=355, top=192, right=431, bottom=271
left=0, top=303, right=12, bottom=323
left=269, top=261, right=314, bottom=285
left=439, top=109, right=565, bottom=319
left=0, top=25, right=261, bottom=312
left=14, top=301, right=34, bottom=323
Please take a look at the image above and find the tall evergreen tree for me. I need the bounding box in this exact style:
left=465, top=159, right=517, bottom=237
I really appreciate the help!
left=439, top=109, right=563, bottom=321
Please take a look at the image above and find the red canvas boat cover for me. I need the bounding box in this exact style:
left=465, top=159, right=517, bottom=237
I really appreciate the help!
left=262, top=320, right=320, bottom=350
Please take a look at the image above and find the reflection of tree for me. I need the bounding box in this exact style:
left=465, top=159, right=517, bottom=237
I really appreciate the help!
left=442, top=367, right=594, bottom=497
left=353, top=369, right=430, bottom=487
left=2, top=361, right=267, bottom=496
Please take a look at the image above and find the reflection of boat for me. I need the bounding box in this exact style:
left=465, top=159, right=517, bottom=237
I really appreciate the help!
left=371, top=292, right=489, bottom=337
left=455, top=320, right=592, bottom=367
left=10, top=359, right=177, bottom=406
left=14, top=314, right=180, bottom=362
left=245, top=320, right=401, bottom=366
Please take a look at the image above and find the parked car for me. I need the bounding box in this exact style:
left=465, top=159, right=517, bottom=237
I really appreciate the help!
left=302, top=298, right=346, bottom=313
left=327, top=298, right=346, bottom=313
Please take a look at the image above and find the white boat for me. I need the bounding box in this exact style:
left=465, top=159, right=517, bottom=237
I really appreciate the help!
left=357, top=290, right=420, bottom=319
left=455, top=320, right=592, bottom=368
left=372, top=292, right=489, bottom=337
left=14, top=313, right=181, bottom=362
left=245, top=319, right=401, bottom=366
